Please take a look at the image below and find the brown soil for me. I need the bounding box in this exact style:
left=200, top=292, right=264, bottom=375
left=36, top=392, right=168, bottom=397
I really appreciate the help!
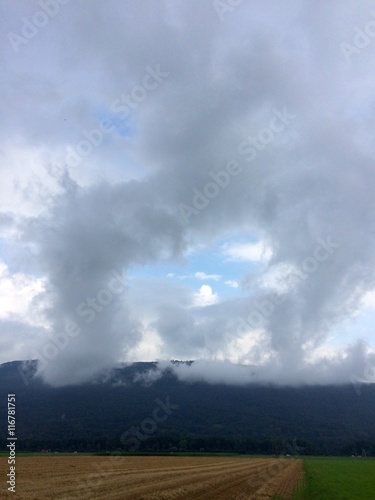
left=0, top=455, right=304, bottom=499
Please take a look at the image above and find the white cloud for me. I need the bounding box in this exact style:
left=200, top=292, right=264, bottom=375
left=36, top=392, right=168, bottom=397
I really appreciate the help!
left=127, top=326, right=163, bottom=362
left=0, top=261, right=46, bottom=326
left=193, top=285, right=218, bottom=307
left=361, top=290, right=375, bottom=310
left=223, top=241, right=273, bottom=263
left=258, top=262, right=298, bottom=293
left=140, top=341, right=375, bottom=386
left=194, top=271, right=221, bottom=281
left=225, top=280, right=239, bottom=288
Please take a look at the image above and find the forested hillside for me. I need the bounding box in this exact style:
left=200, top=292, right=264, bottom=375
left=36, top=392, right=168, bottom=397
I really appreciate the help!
left=1, top=360, right=374, bottom=456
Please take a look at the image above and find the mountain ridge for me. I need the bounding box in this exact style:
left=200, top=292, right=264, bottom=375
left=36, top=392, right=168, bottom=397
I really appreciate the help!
left=1, top=360, right=375, bottom=456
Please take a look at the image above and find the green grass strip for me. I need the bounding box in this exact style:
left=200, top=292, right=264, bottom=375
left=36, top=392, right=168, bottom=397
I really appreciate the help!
left=295, top=457, right=375, bottom=499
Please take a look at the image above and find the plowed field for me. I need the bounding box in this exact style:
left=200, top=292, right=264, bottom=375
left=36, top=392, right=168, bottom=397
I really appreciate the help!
left=0, top=455, right=304, bottom=499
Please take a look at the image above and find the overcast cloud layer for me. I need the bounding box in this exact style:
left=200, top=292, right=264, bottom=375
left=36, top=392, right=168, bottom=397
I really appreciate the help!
left=2, top=0, right=375, bottom=386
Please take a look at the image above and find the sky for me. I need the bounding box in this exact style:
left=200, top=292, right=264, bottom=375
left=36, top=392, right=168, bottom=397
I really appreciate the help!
left=1, top=0, right=375, bottom=387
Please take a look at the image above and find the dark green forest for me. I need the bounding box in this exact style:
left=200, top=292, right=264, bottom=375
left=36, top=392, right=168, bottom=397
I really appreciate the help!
left=1, top=361, right=375, bottom=456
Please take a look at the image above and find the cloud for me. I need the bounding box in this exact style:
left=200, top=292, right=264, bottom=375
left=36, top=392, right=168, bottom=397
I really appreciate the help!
left=135, top=341, right=375, bottom=387
left=223, top=242, right=273, bottom=262
left=194, top=271, right=221, bottom=281
left=193, top=285, right=218, bottom=307
left=360, top=290, right=375, bottom=311
left=225, top=280, right=239, bottom=288
left=2, top=0, right=375, bottom=385
left=0, top=261, right=45, bottom=325
left=19, top=174, right=188, bottom=385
